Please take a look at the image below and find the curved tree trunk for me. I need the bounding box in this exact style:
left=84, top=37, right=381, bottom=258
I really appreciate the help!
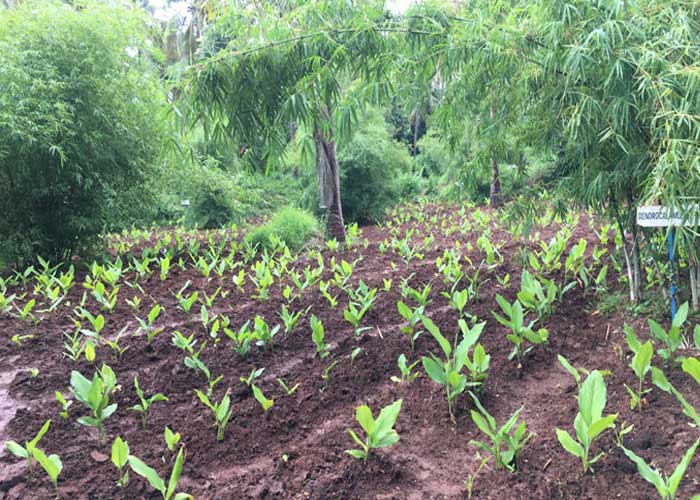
left=314, top=125, right=345, bottom=241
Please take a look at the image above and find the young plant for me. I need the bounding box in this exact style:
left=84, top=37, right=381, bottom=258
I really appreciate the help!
left=70, top=364, right=118, bottom=443
left=277, top=378, right=299, bottom=396
left=129, top=377, right=168, bottom=429
left=136, top=304, right=164, bottom=344
left=396, top=301, right=424, bottom=352
left=31, top=446, right=62, bottom=498
left=421, top=316, right=487, bottom=421
left=54, top=391, right=72, bottom=420
left=621, top=438, right=699, bottom=500
left=464, top=454, right=490, bottom=499
left=648, top=302, right=689, bottom=365
left=5, top=419, right=51, bottom=476
left=177, top=290, right=198, bottom=314
left=195, top=390, right=232, bottom=442
left=555, top=370, right=617, bottom=473
left=310, top=315, right=330, bottom=358
left=493, top=295, right=548, bottom=367
left=223, top=321, right=255, bottom=356
left=469, top=393, right=533, bottom=471
left=343, top=300, right=373, bottom=337
left=624, top=326, right=653, bottom=410
left=517, top=270, right=557, bottom=320
left=279, top=304, right=307, bottom=335
left=319, top=280, right=339, bottom=308
left=345, top=399, right=403, bottom=463
left=111, top=436, right=129, bottom=489
left=251, top=384, right=274, bottom=412
left=252, top=315, right=281, bottom=347
left=390, top=354, right=420, bottom=384
left=240, top=367, right=265, bottom=387
left=164, top=427, right=181, bottom=451
left=128, top=446, right=192, bottom=500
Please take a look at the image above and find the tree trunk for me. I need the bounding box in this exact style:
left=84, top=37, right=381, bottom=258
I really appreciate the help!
left=314, top=125, right=345, bottom=241
left=618, top=217, right=642, bottom=304
left=412, top=108, right=419, bottom=158
left=489, top=100, right=503, bottom=208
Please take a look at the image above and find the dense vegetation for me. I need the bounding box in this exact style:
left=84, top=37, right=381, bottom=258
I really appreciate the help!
left=0, top=0, right=699, bottom=498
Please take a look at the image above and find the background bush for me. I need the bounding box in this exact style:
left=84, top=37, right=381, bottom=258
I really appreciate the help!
left=246, top=207, right=319, bottom=251
left=0, top=1, right=165, bottom=264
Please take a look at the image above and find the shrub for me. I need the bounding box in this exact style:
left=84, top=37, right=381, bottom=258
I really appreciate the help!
left=337, top=112, right=413, bottom=224
left=246, top=207, right=319, bottom=251
left=185, top=160, right=242, bottom=229
left=0, top=1, right=166, bottom=264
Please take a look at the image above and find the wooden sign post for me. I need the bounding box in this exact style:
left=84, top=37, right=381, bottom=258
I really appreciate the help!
left=637, top=205, right=700, bottom=319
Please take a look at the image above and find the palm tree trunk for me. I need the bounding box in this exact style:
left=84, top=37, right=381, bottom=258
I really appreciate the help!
left=314, top=125, right=345, bottom=241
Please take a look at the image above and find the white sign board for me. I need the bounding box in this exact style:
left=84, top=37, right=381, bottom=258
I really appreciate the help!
left=637, top=205, right=700, bottom=227
left=181, top=199, right=190, bottom=207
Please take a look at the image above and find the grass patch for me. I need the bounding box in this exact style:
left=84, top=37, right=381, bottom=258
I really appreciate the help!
left=246, top=207, right=320, bottom=251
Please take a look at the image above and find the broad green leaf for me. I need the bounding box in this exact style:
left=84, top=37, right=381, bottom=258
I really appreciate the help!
left=421, top=315, right=451, bottom=356
left=632, top=342, right=653, bottom=379
left=28, top=420, right=51, bottom=450
left=111, top=436, right=129, bottom=469
left=5, top=441, right=27, bottom=458
left=556, top=428, right=584, bottom=458
left=374, top=399, right=402, bottom=439
left=682, top=357, right=700, bottom=385
left=31, top=447, right=62, bottom=482
left=128, top=455, right=165, bottom=494
left=587, top=414, right=617, bottom=440
left=355, top=405, right=374, bottom=436
left=578, top=370, right=606, bottom=424
left=421, top=356, right=447, bottom=384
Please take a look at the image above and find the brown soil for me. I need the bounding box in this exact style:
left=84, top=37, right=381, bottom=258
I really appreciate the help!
left=0, top=204, right=699, bottom=500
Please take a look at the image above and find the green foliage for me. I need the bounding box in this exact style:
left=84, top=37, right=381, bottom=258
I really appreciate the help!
left=129, top=377, right=168, bottom=429
left=556, top=370, right=617, bottom=473
left=648, top=302, right=689, bottom=365
left=624, top=326, right=653, bottom=410
left=4, top=419, right=51, bottom=477
left=469, top=393, right=533, bottom=472
left=346, top=399, right=403, bottom=462
left=111, top=436, right=129, bottom=489
left=246, top=207, right=319, bottom=251
left=622, top=439, right=700, bottom=500
left=128, top=446, right=192, bottom=500
left=70, top=364, right=118, bottom=443
left=195, top=389, right=232, bottom=442
left=421, top=316, right=488, bottom=421
left=335, top=111, right=414, bottom=224
left=0, top=1, right=165, bottom=263
left=493, top=295, right=548, bottom=365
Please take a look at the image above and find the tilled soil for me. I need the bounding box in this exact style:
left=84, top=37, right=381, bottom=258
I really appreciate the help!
left=0, top=204, right=699, bottom=499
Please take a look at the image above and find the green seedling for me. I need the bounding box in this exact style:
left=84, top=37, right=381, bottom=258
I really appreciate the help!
left=5, top=419, right=51, bottom=476
left=136, top=304, right=164, bottom=344
left=223, top=321, right=255, bottom=356
left=31, top=446, right=62, bottom=498
left=14, top=298, right=38, bottom=324
left=517, top=270, right=559, bottom=320
left=648, top=302, right=689, bottom=365
left=125, top=294, right=141, bottom=311
left=421, top=316, right=487, bottom=421
left=159, top=255, right=171, bottom=281
left=469, top=393, right=533, bottom=471
left=493, top=295, right=548, bottom=366
left=390, top=354, right=420, bottom=384
left=310, top=315, right=330, bottom=358
left=128, top=446, right=192, bottom=499
left=252, top=315, right=280, bottom=347
left=321, top=360, right=338, bottom=389
left=624, top=325, right=653, bottom=410
left=130, top=377, right=168, bottom=429
left=279, top=305, right=307, bottom=335
left=103, top=326, right=130, bottom=361
left=178, top=291, right=198, bottom=314
left=621, top=438, right=699, bottom=500
left=251, top=384, right=274, bottom=412
left=92, top=282, right=118, bottom=312
left=346, top=399, right=402, bottom=463
left=396, top=301, right=424, bottom=352
left=556, top=370, right=617, bottom=473
left=240, top=367, right=265, bottom=387
left=78, top=309, right=105, bottom=339
left=400, top=280, right=432, bottom=307
left=277, top=378, right=300, bottom=396
left=195, top=390, right=232, bottom=442
left=11, top=333, right=33, bottom=346
left=319, top=280, right=339, bottom=309
left=465, top=454, right=490, bottom=499
left=350, top=347, right=363, bottom=366
left=111, top=436, right=129, bottom=489
left=70, top=364, right=118, bottom=443
left=164, top=427, right=181, bottom=451
left=54, top=391, right=72, bottom=419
